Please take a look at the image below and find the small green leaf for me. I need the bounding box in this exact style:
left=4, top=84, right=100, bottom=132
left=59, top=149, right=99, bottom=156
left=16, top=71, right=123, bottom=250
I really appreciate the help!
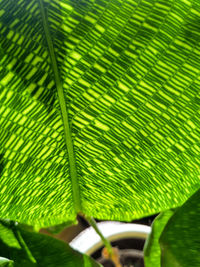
left=0, top=220, right=101, bottom=267
left=144, top=210, right=174, bottom=267
left=160, top=189, right=200, bottom=267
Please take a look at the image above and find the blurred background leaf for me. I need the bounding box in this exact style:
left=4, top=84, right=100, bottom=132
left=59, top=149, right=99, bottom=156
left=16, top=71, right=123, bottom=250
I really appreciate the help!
left=0, top=220, right=101, bottom=267
left=160, top=189, right=200, bottom=267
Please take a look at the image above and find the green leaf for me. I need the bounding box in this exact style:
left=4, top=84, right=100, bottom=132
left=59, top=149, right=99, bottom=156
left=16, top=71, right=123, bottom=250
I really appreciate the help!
left=0, top=258, right=14, bottom=267
left=144, top=210, right=174, bottom=267
left=0, top=220, right=101, bottom=267
left=0, top=0, right=200, bottom=227
left=160, top=189, right=200, bottom=267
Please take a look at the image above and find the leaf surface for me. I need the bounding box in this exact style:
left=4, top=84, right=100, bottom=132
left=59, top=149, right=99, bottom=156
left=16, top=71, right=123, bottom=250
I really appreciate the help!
left=160, top=189, right=200, bottom=267
left=0, top=220, right=101, bottom=267
left=0, top=0, right=200, bottom=226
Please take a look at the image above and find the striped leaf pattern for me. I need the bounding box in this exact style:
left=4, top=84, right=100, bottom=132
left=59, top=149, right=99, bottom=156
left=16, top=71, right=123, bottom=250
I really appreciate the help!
left=0, top=0, right=200, bottom=227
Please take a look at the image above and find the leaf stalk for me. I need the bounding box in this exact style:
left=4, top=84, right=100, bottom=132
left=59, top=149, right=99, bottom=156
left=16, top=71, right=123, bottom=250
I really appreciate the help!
left=84, top=216, right=122, bottom=267
left=85, top=216, right=113, bottom=256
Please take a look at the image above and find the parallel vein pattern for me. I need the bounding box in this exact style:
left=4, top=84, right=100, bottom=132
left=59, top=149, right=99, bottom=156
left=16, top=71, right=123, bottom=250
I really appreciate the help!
left=0, top=0, right=75, bottom=226
left=0, top=0, right=200, bottom=226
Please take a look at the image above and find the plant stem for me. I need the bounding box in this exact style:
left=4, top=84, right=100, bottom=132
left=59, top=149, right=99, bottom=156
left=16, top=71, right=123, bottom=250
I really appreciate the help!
left=85, top=216, right=122, bottom=267
left=84, top=216, right=113, bottom=256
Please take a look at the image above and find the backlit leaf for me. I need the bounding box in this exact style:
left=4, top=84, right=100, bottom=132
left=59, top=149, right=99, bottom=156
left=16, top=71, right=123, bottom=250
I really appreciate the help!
left=0, top=0, right=200, bottom=227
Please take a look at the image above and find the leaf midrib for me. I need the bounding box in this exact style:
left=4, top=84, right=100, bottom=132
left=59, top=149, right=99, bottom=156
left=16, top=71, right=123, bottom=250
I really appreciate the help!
left=38, top=0, right=81, bottom=213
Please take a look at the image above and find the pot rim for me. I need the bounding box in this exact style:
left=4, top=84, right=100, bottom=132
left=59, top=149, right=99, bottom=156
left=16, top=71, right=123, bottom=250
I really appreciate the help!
left=70, top=221, right=151, bottom=255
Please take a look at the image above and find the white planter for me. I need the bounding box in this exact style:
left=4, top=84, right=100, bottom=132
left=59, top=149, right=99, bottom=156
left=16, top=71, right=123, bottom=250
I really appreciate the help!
left=70, top=221, right=151, bottom=256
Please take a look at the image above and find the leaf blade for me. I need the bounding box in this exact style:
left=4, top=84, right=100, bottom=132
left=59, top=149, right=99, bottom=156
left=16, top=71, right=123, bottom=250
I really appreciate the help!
left=0, top=0, right=200, bottom=226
